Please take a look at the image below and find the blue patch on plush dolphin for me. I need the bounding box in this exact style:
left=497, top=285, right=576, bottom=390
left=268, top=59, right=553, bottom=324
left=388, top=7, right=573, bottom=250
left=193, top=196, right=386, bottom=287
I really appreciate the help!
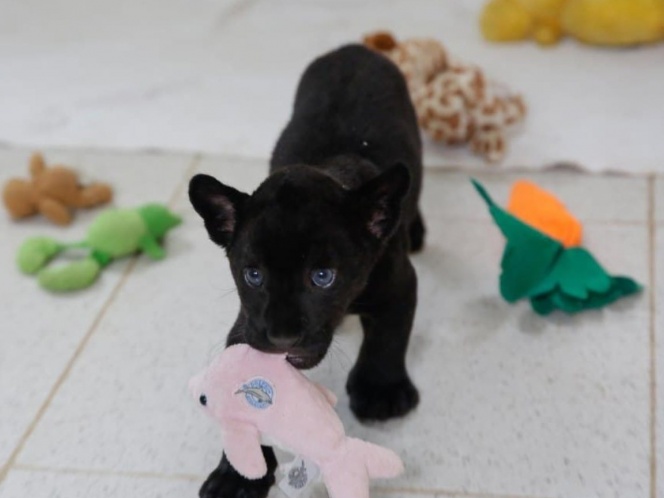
left=235, top=378, right=275, bottom=409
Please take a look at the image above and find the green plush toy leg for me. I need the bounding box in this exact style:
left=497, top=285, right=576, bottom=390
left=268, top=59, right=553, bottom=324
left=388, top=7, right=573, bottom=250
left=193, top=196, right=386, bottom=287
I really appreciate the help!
left=37, top=257, right=103, bottom=292
left=17, top=237, right=65, bottom=274
left=138, top=234, right=166, bottom=260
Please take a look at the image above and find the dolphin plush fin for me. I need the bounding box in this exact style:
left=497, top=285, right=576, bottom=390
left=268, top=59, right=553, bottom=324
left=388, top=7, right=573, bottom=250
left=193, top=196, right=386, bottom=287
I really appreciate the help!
left=314, top=382, right=338, bottom=407
left=221, top=422, right=267, bottom=480
left=139, top=234, right=166, bottom=260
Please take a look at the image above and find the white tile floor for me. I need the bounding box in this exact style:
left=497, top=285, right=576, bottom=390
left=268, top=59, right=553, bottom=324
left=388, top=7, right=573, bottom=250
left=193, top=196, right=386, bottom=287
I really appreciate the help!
left=0, top=148, right=659, bottom=498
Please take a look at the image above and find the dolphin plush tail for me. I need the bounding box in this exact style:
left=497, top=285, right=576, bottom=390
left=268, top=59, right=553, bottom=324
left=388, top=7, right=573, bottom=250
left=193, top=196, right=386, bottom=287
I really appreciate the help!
left=322, top=438, right=403, bottom=498
left=346, top=437, right=404, bottom=479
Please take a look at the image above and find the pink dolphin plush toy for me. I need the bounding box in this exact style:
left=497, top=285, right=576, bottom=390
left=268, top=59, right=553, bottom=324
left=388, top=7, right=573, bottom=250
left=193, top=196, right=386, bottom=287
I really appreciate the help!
left=190, top=344, right=404, bottom=498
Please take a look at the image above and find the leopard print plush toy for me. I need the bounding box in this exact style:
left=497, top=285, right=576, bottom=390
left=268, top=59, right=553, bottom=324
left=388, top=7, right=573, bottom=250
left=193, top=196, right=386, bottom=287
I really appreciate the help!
left=364, top=31, right=527, bottom=163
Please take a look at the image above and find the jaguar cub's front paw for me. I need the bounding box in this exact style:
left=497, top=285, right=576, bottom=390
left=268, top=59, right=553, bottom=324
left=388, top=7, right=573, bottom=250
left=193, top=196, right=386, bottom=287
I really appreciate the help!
left=346, top=371, right=420, bottom=422
left=199, top=461, right=274, bottom=498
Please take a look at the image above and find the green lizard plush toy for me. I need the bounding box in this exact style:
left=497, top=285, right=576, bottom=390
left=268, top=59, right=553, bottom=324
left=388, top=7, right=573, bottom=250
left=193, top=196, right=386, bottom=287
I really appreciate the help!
left=17, top=204, right=181, bottom=292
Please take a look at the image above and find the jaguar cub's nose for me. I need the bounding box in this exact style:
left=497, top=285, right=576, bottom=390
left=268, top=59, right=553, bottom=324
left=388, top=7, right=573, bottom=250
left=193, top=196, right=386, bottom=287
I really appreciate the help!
left=266, top=329, right=300, bottom=349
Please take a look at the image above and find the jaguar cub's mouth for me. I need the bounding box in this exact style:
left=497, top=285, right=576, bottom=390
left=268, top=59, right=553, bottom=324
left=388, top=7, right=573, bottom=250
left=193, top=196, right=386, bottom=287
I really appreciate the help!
left=286, top=350, right=326, bottom=370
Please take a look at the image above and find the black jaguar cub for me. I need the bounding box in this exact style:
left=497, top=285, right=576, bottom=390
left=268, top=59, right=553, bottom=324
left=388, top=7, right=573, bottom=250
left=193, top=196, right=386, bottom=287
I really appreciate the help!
left=189, top=44, right=425, bottom=498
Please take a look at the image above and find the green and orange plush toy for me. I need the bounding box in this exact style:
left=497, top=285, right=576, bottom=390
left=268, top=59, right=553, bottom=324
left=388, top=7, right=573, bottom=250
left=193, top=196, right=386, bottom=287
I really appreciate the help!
left=473, top=180, right=641, bottom=315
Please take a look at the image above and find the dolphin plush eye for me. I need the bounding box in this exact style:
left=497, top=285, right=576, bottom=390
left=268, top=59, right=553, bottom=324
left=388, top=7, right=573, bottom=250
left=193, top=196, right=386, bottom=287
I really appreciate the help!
left=199, top=394, right=207, bottom=406
left=243, top=267, right=264, bottom=288
left=311, top=269, right=336, bottom=288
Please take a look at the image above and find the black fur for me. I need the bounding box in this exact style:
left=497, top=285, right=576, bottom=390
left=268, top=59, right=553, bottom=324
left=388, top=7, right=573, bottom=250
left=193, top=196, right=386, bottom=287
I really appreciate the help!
left=190, top=44, right=425, bottom=498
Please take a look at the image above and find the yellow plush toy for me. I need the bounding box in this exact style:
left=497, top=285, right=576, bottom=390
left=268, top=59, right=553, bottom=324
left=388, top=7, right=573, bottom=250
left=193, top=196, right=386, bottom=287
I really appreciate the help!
left=481, top=0, right=664, bottom=46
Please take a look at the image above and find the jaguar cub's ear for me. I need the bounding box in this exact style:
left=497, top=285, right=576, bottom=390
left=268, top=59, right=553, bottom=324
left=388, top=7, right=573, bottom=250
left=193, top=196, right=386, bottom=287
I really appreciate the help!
left=189, top=174, right=250, bottom=248
left=352, top=164, right=411, bottom=242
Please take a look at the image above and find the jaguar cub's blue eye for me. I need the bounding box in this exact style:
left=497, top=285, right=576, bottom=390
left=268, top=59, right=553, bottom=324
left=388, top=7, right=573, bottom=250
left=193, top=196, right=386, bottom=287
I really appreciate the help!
left=311, top=269, right=336, bottom=288
left=243, top=268, right=264, bottom=287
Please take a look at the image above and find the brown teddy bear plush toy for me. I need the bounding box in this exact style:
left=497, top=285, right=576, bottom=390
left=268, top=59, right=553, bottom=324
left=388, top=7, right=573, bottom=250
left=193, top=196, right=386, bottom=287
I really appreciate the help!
left=363, top=31, right=527, bottom=163
left=2, top=153, right=113, bottom=225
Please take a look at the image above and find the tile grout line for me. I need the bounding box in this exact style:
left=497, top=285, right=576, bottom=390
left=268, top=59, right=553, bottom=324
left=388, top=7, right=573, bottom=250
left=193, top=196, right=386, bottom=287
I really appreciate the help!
left=648, top=174, right=658, bottom=498
left=170, top=153, right=202, bottom=209
left=375, top=486, right=550, bottom=498
left=12, top=463, right=201, bottom=483
left=421, top=217, right=648, bottom=226
left=214, top=0, right=262, bottom=30
left=0, top=142, right=657, bottom=179
left=0, top=154, right=201, bottom=486
left=10, top=464, right=553, bottom=498
left=0, top=258, right=141, bottom=486
left=3, top=143, right=662, bottom=182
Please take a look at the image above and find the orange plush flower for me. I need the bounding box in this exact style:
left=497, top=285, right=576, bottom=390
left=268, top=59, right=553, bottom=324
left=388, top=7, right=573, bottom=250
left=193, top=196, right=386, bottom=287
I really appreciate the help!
left=506, top=180, right=582, bottom=248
